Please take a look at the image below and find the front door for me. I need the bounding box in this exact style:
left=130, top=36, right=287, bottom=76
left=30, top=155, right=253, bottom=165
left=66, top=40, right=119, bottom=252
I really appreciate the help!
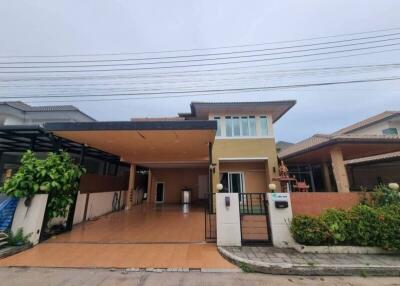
left=220, top=172, right=244, bottom=193
left=155, top=182, right=164, bottom=203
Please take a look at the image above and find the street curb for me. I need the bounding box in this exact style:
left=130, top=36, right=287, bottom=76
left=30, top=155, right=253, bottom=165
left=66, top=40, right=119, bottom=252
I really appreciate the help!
left=218, top=247, right=400, bottom=276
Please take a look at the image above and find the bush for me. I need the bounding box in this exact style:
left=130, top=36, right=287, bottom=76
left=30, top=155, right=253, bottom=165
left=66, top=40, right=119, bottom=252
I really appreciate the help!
left=290, top=215, right=331, bottom=245
left=371, top=184, right=400, bottom=207
left=378, top=205, right=400, bottom=251
left=0, top=150, right=85, bottom=219
left=6, top=228, right=32, bottom=246
left=320, top=209, right=351, bottom=244
left=347, top=205, right=381, bottom=247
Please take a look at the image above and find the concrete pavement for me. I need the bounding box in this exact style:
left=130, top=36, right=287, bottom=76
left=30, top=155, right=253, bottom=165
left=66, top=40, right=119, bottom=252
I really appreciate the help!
left=0, top=267, right=399, bottom=286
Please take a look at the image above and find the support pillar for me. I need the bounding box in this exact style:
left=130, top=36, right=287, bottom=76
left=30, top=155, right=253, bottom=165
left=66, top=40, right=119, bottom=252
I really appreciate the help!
left=330, top=147, right=350, bottom=193
left=126, top=164, right=136, bottom=210
left=321, top=162, right=333, bottom=192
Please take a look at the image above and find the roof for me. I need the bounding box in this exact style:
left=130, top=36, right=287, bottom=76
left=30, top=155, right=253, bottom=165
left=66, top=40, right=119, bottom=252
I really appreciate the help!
left=332, top=111, right=400, bottom=135
left=0, top=101, right=96, bottom=120
left=178, top=100, right=296, bottom=122
left=276, top=140, right=294, bottom=151
left=345, top=151, right=400, bottom=165
left=279, top=133, right=400, bottom=160
left=279, top=111, right=400, bottom=160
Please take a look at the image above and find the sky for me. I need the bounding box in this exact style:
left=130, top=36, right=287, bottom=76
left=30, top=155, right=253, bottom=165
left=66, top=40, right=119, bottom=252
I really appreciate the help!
left=0, top=1, right=400, bottom=142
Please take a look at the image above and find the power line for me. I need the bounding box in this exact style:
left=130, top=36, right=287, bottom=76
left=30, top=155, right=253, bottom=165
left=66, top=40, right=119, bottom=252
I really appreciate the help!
left=1, top=63, right=398, bottom=88
left=2, top=32, right=400, bottom=65
left=1, top=27, right=400, bottom=59
left=1, top=42, right=400, bottom=74
left=1, top=48, right=399, bottom=81
left=2, top=76, right=400, bottom=100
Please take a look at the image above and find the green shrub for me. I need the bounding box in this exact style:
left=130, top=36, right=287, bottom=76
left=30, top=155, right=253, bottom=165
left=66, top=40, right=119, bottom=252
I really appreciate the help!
left=371, top=184, right=400, bottom=207
left=320, top=209, right=351, bottom=244
left=347, top=205, right=382, bottom=247
left=378, top=205, right=400, bottom=250
left=0, top=150, right=85, bottom=219
left=6, top=228, right=32, bottom=246
left=290, top=215, right=331, bottom=245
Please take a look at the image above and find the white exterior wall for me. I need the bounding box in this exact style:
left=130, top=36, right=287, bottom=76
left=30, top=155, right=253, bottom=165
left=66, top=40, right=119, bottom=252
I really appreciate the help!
left=73, top=192, right=87, bottom=225
left=267, top=192, right=296, bottom=248
left=216, top=193, right=241, bottom=246
left=350, top=116, right=400, bottom=135
left=11, top=194, right=48, bottom=245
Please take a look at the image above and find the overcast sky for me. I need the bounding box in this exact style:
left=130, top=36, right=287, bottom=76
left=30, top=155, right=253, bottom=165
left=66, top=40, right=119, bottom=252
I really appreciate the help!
left=0, top=1, right=400, bottom=142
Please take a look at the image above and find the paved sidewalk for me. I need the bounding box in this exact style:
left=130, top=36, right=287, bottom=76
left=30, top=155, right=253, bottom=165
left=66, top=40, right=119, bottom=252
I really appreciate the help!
left=219, top=246, right=400, bottom=276
left=1, top=267, right=400, bottom=286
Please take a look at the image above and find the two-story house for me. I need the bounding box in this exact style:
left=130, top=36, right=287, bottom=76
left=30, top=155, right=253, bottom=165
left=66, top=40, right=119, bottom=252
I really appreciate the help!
left=279, top=111, right=400, bottom=192
left=45, top=100, right=295, bottom=208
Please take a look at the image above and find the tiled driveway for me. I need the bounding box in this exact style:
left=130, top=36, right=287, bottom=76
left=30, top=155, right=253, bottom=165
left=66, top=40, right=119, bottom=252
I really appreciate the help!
left=0, top=204, right=234, bottom=269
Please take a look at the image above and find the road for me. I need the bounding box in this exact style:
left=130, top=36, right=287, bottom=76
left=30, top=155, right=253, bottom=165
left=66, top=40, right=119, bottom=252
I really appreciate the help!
left=0, top=268, right=399, bottom=286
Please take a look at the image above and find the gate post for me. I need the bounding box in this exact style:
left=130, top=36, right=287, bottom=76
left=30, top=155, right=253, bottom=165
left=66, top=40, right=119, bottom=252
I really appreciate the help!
left=216, top=192, right=241, bottom=246
left=267, top=192, right=296, bottom=248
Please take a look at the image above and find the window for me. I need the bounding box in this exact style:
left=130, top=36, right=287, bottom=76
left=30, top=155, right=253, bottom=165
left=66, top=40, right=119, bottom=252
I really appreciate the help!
left=225, top=116, right=232, bottom=137
left=220, top=172, right=244, bottom=193
left=214, top=117, right=221, bottom=136
left=233, top=117, right=240, bottom=136
left=260, top=116, right=268, bottom=136
left=382, top=127, right=398, bottom=135
left=241, top=116, right=249, bottom=136
left=249, top=116, right=256, bottom=136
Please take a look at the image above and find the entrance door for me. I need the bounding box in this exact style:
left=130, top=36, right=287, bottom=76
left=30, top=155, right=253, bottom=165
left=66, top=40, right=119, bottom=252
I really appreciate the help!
left=155, top=182, right=164, bottom=203
left=220, top=172, right=244, bottom=193
left=198, top=175, right=208, bottom=199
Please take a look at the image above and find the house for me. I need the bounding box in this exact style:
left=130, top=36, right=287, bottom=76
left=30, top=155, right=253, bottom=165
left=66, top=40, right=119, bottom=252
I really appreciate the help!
left=0, top=101, right=102, bottom=202
left=279, top=111, right=400, bottom=192
left=0, top=101, right=95, bottom=125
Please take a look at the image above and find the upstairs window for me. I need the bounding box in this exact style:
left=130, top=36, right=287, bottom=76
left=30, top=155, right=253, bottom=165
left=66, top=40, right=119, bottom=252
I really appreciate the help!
left=225, top=115, right=256, bottom=137
left=214, top=117, right=221, bottom=136
left=260, top=116, right=268, bottom=136
left=225, top=116, right=233, bottom=137
left=382, top=127, right=398, bottom=135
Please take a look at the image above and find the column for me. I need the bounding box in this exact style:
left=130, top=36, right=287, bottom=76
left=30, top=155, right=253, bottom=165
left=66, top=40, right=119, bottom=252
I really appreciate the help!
left=330, top=147, right=350, bottom=193
left=125, top=164, right=136, bottom=209
left=321, top=162, right=333, bottom=192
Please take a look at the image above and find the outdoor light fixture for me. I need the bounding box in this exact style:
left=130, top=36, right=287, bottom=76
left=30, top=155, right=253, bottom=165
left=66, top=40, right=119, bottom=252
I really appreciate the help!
left=209, top=163, right=217, bottom=173
left=268, top=183, right=277, bottom=192
left=216, top=183, right=223, bottom=192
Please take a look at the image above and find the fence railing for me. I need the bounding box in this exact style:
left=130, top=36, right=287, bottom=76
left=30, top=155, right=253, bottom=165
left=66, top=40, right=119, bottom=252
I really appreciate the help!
left=239, top=193, right=268, bottom=215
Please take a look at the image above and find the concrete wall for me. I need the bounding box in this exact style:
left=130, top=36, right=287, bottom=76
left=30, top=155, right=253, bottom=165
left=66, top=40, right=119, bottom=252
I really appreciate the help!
left=216, top=193, right=241, bottom=246
left=291, top=192, right=365, bottom=216
left=11, top=194, right=48, bottom=245
left=73, top=191, right=126, bottom=224
left=212, top=138, right=279, bottom=193
left=149, top=167, right=208, bottom=203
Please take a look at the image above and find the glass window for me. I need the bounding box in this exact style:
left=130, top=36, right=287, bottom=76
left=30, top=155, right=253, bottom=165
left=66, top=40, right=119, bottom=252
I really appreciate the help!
left=249, top=116, right=256, bottom=136
left=214, top=117, right=221, bottom=136
left=233, top=117, right=240, bottom=136
left=260, top=116, right=268, bottom=136
left=225, top=116, right=232, bottom=137
left=382, top=128, right=398, bottom=135
left=241, top=116, right=249, bottom=136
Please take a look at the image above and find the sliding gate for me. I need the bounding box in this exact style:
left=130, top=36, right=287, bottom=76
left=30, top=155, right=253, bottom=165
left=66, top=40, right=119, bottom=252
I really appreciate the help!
left=239, top=193, right=272, bottom=245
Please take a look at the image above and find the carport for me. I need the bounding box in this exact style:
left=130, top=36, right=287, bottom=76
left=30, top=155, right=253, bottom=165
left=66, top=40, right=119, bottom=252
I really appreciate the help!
left=44, top=120, right=217, bottom=243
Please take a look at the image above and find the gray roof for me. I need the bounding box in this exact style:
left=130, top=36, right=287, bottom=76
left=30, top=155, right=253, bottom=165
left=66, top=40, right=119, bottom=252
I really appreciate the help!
left=1, top=101, right=80, bottom=112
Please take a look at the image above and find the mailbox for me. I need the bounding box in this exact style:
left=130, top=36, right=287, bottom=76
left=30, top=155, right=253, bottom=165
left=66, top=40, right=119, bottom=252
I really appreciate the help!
left=225, top=196, right=230, bottom=207
left=275, top=200, right=289, bottom=209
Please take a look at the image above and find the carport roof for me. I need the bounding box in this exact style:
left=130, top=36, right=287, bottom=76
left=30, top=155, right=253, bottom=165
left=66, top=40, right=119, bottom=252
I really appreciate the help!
left=45, top=120, right=217, bottom=165
left=279, top=134, right=400, bottom=164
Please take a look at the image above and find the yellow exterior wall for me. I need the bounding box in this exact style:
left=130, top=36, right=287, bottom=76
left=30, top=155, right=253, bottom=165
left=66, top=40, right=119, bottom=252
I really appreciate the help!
left=149, top=168, right=209, bottom=203
left=211, top=138, right=280, bottom=193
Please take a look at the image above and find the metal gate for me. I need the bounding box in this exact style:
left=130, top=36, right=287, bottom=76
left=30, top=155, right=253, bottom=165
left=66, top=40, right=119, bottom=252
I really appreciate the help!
left=204, top=193, right=216, bottom=241
left=239, top=193, right=272, bottom=245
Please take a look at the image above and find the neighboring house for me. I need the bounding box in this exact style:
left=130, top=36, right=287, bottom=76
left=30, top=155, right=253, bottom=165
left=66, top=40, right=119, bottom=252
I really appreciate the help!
left=276, top=140, right=294, bottom=152
left=0, top=101, right=95, bottom=125
left=279, top=111, right=400, bottom=192
left=0, top=101, right=100, bottom=188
